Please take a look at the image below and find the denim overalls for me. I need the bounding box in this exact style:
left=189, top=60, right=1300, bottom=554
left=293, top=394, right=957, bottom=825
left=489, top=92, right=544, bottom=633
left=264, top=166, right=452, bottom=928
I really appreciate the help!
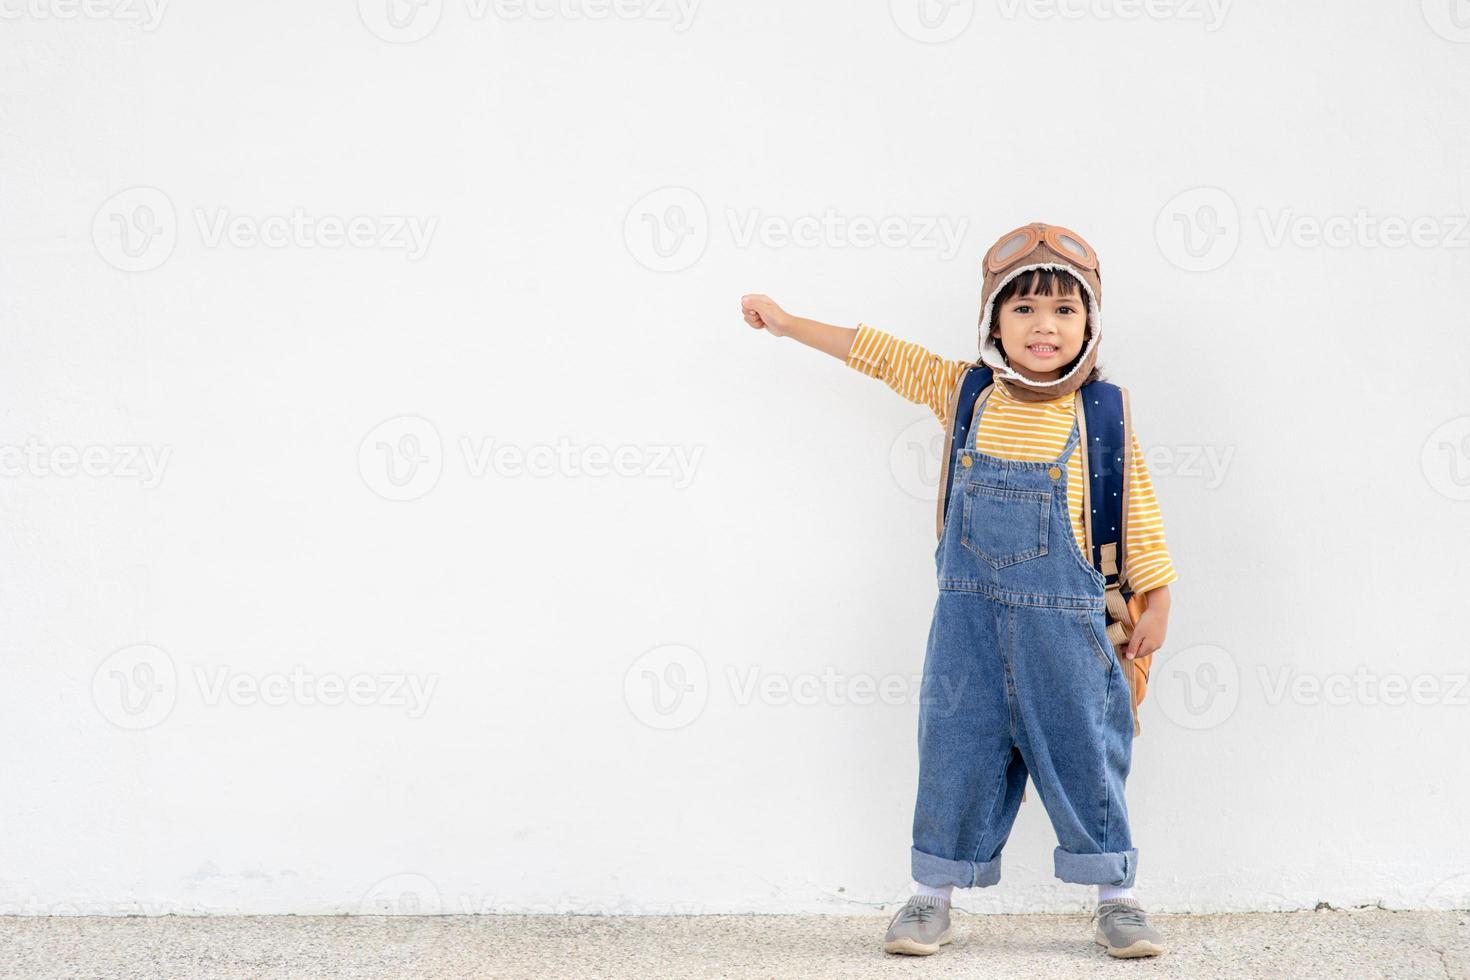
left=913, top=387, right=1137, bottom=889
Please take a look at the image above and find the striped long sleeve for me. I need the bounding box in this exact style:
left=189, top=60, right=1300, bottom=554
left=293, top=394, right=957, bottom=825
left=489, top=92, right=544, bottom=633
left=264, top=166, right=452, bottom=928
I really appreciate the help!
left=845, top=323, right=972, bottom=425
left=845, top=323, right=1178, bottom=594
left=1118, top=429, right=1177, bottom=594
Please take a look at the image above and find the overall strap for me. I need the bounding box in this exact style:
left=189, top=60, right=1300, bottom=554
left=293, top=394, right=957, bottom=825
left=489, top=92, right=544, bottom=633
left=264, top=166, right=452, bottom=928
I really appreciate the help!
left=935, top=364, right=995, bottom=539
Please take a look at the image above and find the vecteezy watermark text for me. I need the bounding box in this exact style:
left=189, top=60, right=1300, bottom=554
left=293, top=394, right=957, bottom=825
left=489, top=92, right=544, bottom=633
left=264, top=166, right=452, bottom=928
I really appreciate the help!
left=621, top=643, right=970, bottom=731
left=725, top=208, right=968, bottom=260
left=1156, top=187, right=1470, bottom=271
left=194, top=209, right=437, bottom=260
left=725, top=665, right=966, bottom=712
left=194, top=665, right=437, bottom=717
left=358, top=416, right=704, bottom=502
left=0, top=439, right=171, bottom=488
left=358, top=0, right=700, bottom=43
left=1258, top=665, right=1470, bottom=707
left=0, top=0, right=169, bottom=30
left=623, top=187, right=973, bottom=272
left=995, top=0, right=1230, bottom=30
left=1257, top=209, right=1470, bottom=250
left=92, top=644, right=440, bottom=730
left=92, top=187, right=438, bottom=272
left=460, top=437, right=701, bottom=485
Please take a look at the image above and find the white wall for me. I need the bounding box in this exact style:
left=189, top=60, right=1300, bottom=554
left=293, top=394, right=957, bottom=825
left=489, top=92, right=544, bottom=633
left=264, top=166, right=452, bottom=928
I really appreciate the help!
left=2, top=0, right=1469, bottom=916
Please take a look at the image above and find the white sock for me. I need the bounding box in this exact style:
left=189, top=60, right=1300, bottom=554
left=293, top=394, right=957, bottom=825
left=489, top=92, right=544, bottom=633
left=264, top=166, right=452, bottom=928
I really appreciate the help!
left=913, top=881, right=954, bottom=902
left=1097, top=884, right=1135, bottom=903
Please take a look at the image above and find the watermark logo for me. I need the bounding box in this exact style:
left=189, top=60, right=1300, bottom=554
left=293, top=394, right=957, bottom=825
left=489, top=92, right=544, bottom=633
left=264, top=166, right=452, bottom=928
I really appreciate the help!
left=890, top=416, right=947, bottom=501
left=359, top=416, right=444, bottom=502
left=725, top=665, right=966, bottom=713
left=889, top=423, right=1234, bottom=499
left=726, top=208, right=968, bottom=260
left=93, top=645, right=438, bottom=727
left=1421, top=0, right=1470, bottom=42
left=0, top=439, right=172, bottom=488
left=625, top=186, right=708, bottom=272
left=1423, top=871, right=1470, bottom=911
left=358, top=0, right=445, bottom=42
left=193, top=209, right=437, bottom=260
left=623, top=647, right=973, bottom=730
left=354, top=873, right=709, bottom=915
left=891, top=0, right=974, bottom=42
left=1154, top=642, right=1239, bottom=730
left=995, top=0, right=1231, bottom=31
left=627, top=188, right=973, bottom=271
left=93, top=186, right=177, bottom=273
left=1143, top=443, right=1236, bottom=489
left=92, top=643, right=178, bottom=731
left=193, top=665, right=437, bottom=717
left=487, top=0, right=699, bottom=28
left=623, top=643, right=708, bottom=730
left=1159, top=190, right=1470, bottom=269
left=359, top=873, right=444, bottom=914
left=1422, top=416, right=1470, bottom=501
left=1257, top=209, right=1470, bottom=250
left=460, top=437, right=702, bottom=486
left=0, top=0, right=169, bottom=30
left=360, top=0, right=698, bottom=40
left=1155, top=186, right=1239, bottom=272
left=1258, top=665, right=1469, bottom=708
left=93, top=187, right=437, bottom=271
left=359, top=421, right=704, bottom=501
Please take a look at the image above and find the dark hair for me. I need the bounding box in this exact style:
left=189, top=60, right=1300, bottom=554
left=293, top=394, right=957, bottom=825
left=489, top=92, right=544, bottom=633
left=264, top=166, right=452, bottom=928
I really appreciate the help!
left=988, top=267, right=1103, bottom=384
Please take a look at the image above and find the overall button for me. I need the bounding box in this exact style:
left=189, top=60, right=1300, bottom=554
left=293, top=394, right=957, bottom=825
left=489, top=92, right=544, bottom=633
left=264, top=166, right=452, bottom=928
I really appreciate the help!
left=961, top=456, right=973, bottom=468
left=1047, top=465, right=1062, bottom=480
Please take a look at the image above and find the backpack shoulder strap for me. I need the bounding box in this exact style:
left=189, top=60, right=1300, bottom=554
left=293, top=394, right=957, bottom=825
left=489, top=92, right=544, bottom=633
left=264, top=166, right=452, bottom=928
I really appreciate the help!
left=935, top=364, right=994, bottom=539
left=1079, top=380, right=1130, bottom=592
left=1080, top=380, right=1141, bottom=732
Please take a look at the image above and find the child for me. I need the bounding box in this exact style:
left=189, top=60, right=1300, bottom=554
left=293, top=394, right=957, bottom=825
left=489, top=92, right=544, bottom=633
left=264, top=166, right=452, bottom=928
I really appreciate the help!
left=740, top=223, right=1176, bottom=959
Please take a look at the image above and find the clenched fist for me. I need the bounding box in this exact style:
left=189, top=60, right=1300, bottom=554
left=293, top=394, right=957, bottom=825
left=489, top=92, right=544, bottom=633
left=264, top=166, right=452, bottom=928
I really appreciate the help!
left=741, top=294, right=794, bottom=338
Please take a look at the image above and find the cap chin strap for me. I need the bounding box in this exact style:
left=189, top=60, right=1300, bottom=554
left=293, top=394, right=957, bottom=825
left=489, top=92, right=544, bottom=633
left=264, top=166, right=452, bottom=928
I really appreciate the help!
left=979, top=330, right=1098, bottom=402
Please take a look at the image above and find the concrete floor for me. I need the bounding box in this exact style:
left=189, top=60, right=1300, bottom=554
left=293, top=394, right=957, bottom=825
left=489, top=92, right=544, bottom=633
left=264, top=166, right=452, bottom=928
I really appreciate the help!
left=1, top=908, right=1466, bottom=979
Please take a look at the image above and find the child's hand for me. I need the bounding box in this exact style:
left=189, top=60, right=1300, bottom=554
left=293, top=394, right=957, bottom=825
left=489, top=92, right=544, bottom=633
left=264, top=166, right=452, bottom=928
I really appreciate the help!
left=1124, top=604, right=1168, bottom=660
left=741, top=294, right=793, bottom=337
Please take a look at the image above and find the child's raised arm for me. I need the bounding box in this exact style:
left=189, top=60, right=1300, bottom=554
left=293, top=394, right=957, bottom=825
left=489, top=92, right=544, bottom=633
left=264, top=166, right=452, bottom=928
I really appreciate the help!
left=740, top=293, right=856, bottom=360
left=740, top=294, right=970, bottom=425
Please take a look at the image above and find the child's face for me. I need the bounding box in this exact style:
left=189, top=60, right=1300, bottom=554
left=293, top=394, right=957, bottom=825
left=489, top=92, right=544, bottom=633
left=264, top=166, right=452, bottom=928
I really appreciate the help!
left=991, top=282, right=1089, bottom=383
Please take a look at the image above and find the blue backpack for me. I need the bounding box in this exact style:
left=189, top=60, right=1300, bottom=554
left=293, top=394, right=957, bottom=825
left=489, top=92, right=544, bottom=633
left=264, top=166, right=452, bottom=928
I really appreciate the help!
left=936, top=365, right=1150, bottom=737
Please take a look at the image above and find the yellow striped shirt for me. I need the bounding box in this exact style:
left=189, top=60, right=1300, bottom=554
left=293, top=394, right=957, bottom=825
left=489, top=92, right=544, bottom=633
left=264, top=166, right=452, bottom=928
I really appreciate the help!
left=847, top=323, right=1178, bottom=595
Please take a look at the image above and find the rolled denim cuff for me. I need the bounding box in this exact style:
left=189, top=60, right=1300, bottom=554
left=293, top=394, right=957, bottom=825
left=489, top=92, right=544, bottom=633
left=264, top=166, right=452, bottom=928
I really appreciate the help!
left=1053, top=846, right=1138, bottom=887
left=912, top=846, right=1002, bottom=888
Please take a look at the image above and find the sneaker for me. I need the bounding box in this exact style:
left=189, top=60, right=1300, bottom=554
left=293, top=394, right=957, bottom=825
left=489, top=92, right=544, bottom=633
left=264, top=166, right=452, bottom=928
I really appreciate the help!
left=1092, top=897, right=1166, bottom=958
left=883, top=895, right=953, bottom=955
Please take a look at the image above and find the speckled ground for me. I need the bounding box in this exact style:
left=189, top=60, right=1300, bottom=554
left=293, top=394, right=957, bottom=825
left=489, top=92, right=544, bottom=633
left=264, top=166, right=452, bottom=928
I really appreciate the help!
left=1, top=908, right=1466, bottom=979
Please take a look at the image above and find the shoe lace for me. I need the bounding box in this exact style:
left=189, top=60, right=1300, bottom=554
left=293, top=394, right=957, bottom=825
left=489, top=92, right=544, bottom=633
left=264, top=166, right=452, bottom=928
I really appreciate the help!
left=1103, top=905, right=1147, bottom=928
left=900, top=902, right=938, bottom=925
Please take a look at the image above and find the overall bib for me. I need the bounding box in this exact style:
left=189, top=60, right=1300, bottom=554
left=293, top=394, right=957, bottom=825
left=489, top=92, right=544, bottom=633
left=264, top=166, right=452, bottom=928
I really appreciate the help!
left=912, top=388, right=1137, bottom=889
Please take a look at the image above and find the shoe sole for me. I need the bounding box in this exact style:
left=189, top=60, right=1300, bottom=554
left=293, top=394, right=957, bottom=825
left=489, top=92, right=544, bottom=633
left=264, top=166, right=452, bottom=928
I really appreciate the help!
left=1095, top=930, right=1166, bottom=958
left=884, top=927, right=953, bottom=956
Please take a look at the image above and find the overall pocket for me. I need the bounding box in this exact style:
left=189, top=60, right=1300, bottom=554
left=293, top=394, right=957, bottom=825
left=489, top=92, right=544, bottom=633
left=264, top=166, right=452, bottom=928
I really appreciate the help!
left=960, top=482, right=1050, bottom=568
left=1076, top=607, right=1117, bottom=673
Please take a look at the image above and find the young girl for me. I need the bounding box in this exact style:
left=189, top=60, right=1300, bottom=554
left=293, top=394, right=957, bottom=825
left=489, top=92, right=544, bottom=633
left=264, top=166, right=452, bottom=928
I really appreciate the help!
left=740, top=223, right=1176, bottom=959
